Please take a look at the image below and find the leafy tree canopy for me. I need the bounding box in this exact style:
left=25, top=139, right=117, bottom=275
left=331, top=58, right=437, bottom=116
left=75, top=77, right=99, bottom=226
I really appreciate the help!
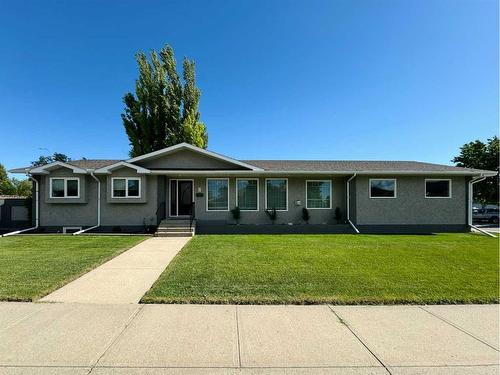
left=31, top=152, right=71, bottom=167
left=0, top=163, right=32, bottom=197
left=122, top=44, right=208, bottom=157
left=452, top=136, right=499, bottom=204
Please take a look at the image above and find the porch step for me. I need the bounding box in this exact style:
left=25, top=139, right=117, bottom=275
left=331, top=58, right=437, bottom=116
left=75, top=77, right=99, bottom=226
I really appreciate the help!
left=157, top=226, right=192, bottom=232
left=156, top=231, right=194, bottom=237
left=155, top=219, right=196, bottom=237
left=159, top=220, right=191, bottom=226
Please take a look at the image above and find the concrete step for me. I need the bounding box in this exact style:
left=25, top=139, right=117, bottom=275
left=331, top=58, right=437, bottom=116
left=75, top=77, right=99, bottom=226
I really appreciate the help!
left=159, top=219, right=194, bottom=223
left=155, top=231, right=194, bottom=237
left=156, top=219, right=196, bottom=237
left=157, top=224, right=193, bottom=228
left=157, top=227, right=194, bottom=232
left=159, top=222, right=194, bottom=227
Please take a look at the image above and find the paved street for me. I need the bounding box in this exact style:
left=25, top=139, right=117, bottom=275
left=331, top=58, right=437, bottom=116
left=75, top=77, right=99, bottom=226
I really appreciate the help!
left=0, top=303, right=497, bottom=374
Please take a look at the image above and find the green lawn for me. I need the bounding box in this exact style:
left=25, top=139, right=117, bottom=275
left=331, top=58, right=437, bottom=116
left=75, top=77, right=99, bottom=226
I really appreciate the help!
left=0, top=235, right=147, bottom=301
left=142, top=233, right=499, bottom=305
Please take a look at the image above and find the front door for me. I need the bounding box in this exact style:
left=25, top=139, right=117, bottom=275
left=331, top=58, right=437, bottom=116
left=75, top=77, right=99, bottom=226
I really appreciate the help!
left=170, top=179, right=193, bottom=216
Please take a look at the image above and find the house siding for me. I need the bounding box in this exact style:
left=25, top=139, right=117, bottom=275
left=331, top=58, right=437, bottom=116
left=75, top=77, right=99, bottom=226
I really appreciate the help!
left=100, top=173, right=157, bottom=227
left=39, top=172, right=96, bottom=227
left=38, top=168, right=158, bottom=228
left=174, top=176, right=346, bottom=225
left=354, top=175, right=467, bottom=225
left=34, top=171, right=470, bottom=231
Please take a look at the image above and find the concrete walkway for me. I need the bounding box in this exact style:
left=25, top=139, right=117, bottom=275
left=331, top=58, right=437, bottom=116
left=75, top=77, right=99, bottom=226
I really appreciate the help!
left=0, top=303, right=497, bottom=374
left=40, top=237, right=190, bottom=304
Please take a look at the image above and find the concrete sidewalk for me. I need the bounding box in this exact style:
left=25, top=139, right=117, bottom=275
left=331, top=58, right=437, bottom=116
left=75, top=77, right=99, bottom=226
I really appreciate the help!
left=40, top=237, right=190, bottom=304
left=0, top=303, right=497, bottom=374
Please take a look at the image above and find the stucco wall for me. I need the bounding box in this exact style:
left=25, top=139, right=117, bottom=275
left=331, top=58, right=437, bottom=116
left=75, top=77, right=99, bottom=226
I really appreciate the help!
left=354, top=175, right=467, bottom=225
left=38, top=167, right=158, bottom=227
left=43, top=168, right=88, bottom=204
left=39, top=171, right=96, bottom=227
left=105, top=168, right=148, bottom=204
left=348, top=178, right=356, bottom=223
left=100, top=169, right=158, bottom=226
left=36, top=169, right=469, bottom=229
left=168, top=176, right=346, bottom=225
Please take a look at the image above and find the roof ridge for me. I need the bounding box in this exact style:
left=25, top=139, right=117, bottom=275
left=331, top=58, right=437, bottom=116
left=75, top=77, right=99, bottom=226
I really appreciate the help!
left=241, top=159, right=453, bottom=164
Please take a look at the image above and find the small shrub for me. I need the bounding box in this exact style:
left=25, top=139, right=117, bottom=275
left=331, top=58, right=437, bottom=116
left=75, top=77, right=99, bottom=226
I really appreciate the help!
left=231, top=206, right=241, bottom=224
left=302, top=207, right=310, bottom=224
left=265, top=208, right=277, bottom=224
left=334, top=207, right=342, bottom=223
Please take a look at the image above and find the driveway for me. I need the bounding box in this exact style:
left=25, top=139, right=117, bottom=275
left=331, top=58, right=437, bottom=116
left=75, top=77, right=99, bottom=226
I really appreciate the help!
left=0, top=303, right=497, bottom=374
left=40, top=237, right=190, bottom=304
left=474, top=224, right=500, bottom=234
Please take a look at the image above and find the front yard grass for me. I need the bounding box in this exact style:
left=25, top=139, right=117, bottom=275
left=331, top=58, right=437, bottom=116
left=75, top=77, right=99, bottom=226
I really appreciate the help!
left=142, top=233, right=499, bottom=305
left=0, top=235, right=147, bottom=301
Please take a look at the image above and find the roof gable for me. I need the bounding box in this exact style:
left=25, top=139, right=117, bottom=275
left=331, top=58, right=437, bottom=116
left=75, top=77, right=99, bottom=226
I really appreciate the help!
left=128, top=143, right=263, bottom=171
left=29, top=161, right=87, bottom=175
left=94, top=161, right=151, bottom=174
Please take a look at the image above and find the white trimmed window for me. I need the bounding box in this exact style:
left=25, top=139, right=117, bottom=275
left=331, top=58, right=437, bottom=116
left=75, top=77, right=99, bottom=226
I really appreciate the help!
left=369, top=179, right=396, bottom=198
left=112, top=177, right=141, bottom=198
left=207, top=178, right=229, bottom=211
left=236, top=179, right=259, bottom=211
left=425, top=179, right=451, bottom=198
left=50, top=178, right=80, bottom=198
left=265, top=179, right=288, bottom=211
left=306, top=180, right=332, bottom=209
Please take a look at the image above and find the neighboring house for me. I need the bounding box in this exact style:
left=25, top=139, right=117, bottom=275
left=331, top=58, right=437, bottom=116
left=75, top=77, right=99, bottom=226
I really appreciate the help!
left=0, top=195, right=30, bottom=234
left=8, top=143, right=497, bottom=235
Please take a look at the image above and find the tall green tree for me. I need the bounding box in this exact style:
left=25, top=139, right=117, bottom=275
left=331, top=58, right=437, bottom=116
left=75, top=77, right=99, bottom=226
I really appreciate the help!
left=452, top=136, right=499, bottom=204
left=0, top=163, right=15, bottom=195
left=122, top=44, right=208, bottom=157
left=31, top=152, right=71, bottom=167
left=0, top=163, right=32, bottom=197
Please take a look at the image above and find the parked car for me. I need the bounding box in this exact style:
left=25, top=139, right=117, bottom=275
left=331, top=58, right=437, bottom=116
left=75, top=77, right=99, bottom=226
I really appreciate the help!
left=473, top=207, right=499, bottom=224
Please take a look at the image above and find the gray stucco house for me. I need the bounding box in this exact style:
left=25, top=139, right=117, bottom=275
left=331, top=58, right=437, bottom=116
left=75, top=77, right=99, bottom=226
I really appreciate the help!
left=8, top=142, right=496, bottom=236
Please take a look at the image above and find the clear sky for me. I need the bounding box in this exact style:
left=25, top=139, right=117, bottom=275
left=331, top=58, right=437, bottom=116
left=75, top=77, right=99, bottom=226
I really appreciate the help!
left=1, top=0, right=498, bottom=172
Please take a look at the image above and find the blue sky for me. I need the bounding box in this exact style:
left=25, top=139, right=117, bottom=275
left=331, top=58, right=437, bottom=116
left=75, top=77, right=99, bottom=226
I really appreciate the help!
left=1, top=0, right=498, bottom=173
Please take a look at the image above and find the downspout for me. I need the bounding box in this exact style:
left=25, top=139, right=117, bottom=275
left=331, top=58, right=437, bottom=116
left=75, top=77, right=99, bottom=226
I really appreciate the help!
left=73, top=171, right=100, bottom=235
left=2, top=174, right=39, bottom=237
left=346, top=173, right=360, bottom=234
left=468, top=175, right=496, bottom=238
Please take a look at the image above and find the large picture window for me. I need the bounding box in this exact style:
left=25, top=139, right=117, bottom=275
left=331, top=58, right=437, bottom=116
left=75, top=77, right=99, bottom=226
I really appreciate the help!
left=50, top=178, right=80, bottom=198
left=236, top=179, right=259, bottom=211
left=425, top=179, right=451, bottom=198
left=306, top=180, right=331, bottom=209
left=207, top=178, right=229, bottom=211
left=112, top=177, right=141, bottom=198
left=265, top=179, right=288, bottom=211
left=369, top=179, right=396, bottom=198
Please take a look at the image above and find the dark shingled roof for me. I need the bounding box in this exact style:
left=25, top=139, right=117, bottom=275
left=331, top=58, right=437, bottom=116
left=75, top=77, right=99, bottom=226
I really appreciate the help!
left=9, top=158, right=494, bottom=175
left=241, top=160, right=492, bottom=173
left=9, top=160, right=121, bottom=173
left=66, top=159, right=121, bottom=169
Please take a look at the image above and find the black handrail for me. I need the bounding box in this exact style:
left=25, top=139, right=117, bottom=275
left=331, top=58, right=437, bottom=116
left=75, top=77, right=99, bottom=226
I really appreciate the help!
left=189, top=202, right=195, bottom=230
left=156, top=202, right=166, bottom=226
